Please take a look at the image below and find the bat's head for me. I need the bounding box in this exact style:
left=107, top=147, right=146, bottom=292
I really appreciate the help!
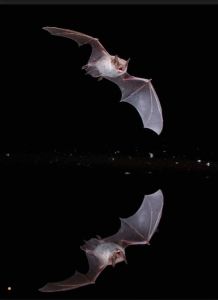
left=110, top=246, right=127, bottom=267
left=111, top=55, right=130, bottom=76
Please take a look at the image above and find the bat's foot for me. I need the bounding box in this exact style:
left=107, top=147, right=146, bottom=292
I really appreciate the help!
left=82, top=64, right=101, bottom=78
left=97, top=77, right=103, bottom=81
left=81, top=64, right=88, bottom=70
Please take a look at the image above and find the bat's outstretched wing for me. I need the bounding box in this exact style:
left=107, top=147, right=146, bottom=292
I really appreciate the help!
left=105, top=190, right=164, bottom=248
left=106, top=73, right=163, bottom=135
left=43, top=27, right=109, bottom=64
left=39, top=253, right=106, bottom=292
left=43, top=27, right=163, bottom=133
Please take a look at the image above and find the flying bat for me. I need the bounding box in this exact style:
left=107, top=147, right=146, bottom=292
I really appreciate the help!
left=43, top=27, right=163, bottom=135
left=39, top=190, right=164, bottom=292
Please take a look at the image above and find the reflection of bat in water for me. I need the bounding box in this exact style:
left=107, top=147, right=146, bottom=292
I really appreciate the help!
left=43, top=27, right=163, bottom=135
left=39, top=190, right=164, bottom=292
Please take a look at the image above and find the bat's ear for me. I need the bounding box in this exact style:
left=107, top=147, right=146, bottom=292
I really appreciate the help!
left=125, top=58, right=130, bottom=68
left=114, top=55, right=119, bottom=63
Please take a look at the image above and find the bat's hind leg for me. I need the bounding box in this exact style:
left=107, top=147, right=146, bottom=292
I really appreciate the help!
left=82, top=64, right=101, bottom=78
left=81, top=238, right=102, bottom=252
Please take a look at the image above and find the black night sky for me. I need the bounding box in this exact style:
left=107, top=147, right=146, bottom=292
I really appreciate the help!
left=0, top=4, right=217, bottom=299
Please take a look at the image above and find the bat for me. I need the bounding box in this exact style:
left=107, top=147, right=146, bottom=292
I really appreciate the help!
left=39, top=189, right=164, bottom=292
left=43, top=27, right=163, bottom=135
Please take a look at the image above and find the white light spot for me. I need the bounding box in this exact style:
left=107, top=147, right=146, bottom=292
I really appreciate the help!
left=7, top=286, right=12, bottom=291
left=124, top=171, right=131, bottom=175
left=115, top=150, right=120, bottom=154
left=5, top=153, right=10, bottom=157
left=197, top=159, right=202, bottom=163
left=149, top=153, right=154, bottom=158
left=206, top=162, right=210, bottom=166
left=111, top=157, right=115, bottom=161
left=175, top=161, right=179, bottom=165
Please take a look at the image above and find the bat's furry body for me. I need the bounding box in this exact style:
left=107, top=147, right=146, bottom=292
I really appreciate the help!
left=39, top=190, right=164, bottom=292
left=43, top=27, right=163, bottom=134
left=84, top=55, right=127, bottom=78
